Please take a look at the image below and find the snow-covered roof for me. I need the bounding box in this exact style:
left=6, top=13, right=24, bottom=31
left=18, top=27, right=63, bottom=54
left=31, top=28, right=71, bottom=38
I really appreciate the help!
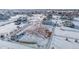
left=9, top=15, right=27, bottom=22
left=28, top=14, right=46, bottom=22
left=52, top=15, right=61, bottom=19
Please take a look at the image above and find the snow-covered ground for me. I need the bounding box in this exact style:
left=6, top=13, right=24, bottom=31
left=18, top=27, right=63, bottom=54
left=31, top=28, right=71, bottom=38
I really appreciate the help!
left=0, top=39, right=31, bottom=49
left=54, top=27, right=79, bottom=39
left=0, top=23, right=17, bottom=34
left=0, top=13, right=79, bottom=49
left=51, top=36, right=79, bottom=49
left=74, top=17, right=79, bottom=21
